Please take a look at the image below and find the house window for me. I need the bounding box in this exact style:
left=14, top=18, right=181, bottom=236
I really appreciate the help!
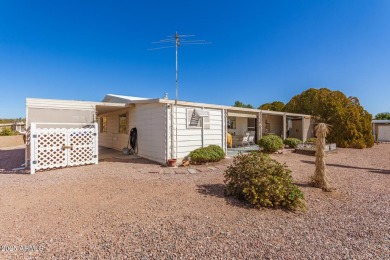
left=187, top=109, right=210, bottom=129
left=100, top=117, right=107, bottom=133
left=227, top=117, right=236, bottom=129
left=119, top=113, right=128, bottom=134
left=265, top=120, right=271, bottom=134
left=247, top=118, right=256, bottom=131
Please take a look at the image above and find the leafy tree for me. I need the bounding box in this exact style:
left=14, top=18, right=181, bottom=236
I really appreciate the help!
left=258, top=101, right=285, bottom=111
left=233, top=100, right=253, bottom=109
left=374, top=112, right=390, bottom=120
left=284, top=88, right=374, bottom=148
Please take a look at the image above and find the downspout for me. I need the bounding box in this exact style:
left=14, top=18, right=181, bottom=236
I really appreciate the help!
left=224, top=109, right=228, bottom=154
left=165, top=104, right=170, bottom=163
left=170, top=104, right=174, bottom=159
left=25, top=104, right=28, bottom=168
left=201, top=106, right=205, bottom=148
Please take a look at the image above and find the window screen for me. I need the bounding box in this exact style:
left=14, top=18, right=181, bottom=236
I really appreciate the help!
left=186, top=109, right=210, bottom=129
left=247, top=118, right=256, bottom=131
left=119, top=113, right=127, bottom=134
left=227, top=117, right=236, bottom=129
left=100, top=117, right=107, bottom=133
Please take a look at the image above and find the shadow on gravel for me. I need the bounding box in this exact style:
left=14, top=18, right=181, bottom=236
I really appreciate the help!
left=295, top=182, right=314, bottom=188
left=196, top=184, right=251, bottom=209
left=100, top=158, right=160, bottom=166
left=0, top=148, right=28, bottom=174
left=301, top=160, right=390, bottom=175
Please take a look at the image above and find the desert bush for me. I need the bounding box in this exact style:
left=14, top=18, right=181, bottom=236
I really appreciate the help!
left=0, top=127, right=14, bottom=136
left=258, top=135, right=283, bottom=153
left=189, top=145, right=225, bottom=164
left=305, top=137, right=317, bottom=143
left=350, top=140, right=366, bottom=149
left=224, top=152, right=305, bottom=211
left=283, top=138, right=302, bottom=148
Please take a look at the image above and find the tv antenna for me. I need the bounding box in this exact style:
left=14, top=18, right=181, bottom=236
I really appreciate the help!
left=149, top=32, right=211, bottom=160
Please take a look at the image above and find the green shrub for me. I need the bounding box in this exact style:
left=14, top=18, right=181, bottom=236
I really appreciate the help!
left=189, top=145, right=225, bottom=164
left=0, top=127, right=14, bottom=136
left=283, top=138, right=302, bottom=148
left=305, top=137, right=317, bottom=143
left=224, top=152, right=305, bottom=211
left=258, top=135, right=283, bottom=153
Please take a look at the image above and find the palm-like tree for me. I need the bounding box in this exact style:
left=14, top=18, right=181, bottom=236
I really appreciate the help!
left=312, top=123, right=331, bottom=191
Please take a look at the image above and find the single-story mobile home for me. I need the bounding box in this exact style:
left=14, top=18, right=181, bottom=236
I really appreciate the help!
left=372, top=120, right=390, bottom=142
left=25, top=94, right=314, bottom=173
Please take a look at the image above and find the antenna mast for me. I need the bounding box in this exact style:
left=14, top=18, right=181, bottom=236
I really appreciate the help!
left=149, top=32, right=210, bottom=161
left=175, top=32, right=179, bottom=106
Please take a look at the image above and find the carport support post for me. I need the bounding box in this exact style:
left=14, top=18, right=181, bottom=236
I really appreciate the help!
left=94, top=122, right=99, bottom=164
left=283, top=114, right=287, bottom=140
left=301, top=116, right=306, bottom=142
left=30, top=123, right=36, bottom=174
left=257, top=112, right=262, bottom=141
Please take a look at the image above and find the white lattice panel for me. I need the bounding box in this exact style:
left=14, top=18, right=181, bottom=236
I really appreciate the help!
left=34, top=128, right=67, bottom=170
left=68, top=128, right=96, bottom=166
left=30, top=123, right=98, bottom=174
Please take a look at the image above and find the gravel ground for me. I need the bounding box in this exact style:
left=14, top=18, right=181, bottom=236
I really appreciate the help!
left=0, top=144, right=389, bottom=259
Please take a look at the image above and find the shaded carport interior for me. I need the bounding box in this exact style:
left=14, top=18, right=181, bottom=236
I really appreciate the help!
left=226, top=108, right=313, bottom=148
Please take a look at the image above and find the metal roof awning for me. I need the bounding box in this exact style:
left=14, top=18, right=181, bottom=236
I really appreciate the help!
left=95, top=102, right=130, bottom=115
left=227, top=111, right=257, bottom=118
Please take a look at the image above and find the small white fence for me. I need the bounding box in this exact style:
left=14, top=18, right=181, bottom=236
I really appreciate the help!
left=29, top=123, right=98, bottom=174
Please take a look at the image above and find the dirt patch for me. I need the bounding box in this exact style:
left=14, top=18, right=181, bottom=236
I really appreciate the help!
left=0, top=144, right=389, bottom=258
left=0, top=135, right=24, bottom=148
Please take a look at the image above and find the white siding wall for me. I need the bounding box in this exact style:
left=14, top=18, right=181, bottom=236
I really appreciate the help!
left=134, top=103, right=166, bottom=164
left=169, top=106, right=223, bottom=160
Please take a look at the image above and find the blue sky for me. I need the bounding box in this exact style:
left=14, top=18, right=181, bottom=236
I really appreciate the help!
left=0, top=0, right=389, bottom=118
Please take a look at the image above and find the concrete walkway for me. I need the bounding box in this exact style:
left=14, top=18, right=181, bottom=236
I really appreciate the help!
left=226, top=145, right=261, bottom=157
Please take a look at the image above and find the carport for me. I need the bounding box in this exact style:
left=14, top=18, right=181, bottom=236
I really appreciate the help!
left=26, top=98, right=128, bottom=174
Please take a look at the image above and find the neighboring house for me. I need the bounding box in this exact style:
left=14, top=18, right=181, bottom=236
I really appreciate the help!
left=372, top=120, right=390, bottom=142
left=0, top=122, right=26, bottom=133
left=25, top=94, right=314, bottom=173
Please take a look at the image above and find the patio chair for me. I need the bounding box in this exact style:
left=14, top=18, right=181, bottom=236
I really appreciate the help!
left=241, top=135, right=250, bottom=147
left=248, top=135, right=255, bottom=145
